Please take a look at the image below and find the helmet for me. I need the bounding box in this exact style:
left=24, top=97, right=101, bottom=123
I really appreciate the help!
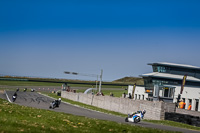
left=59, top=98, right=61, bottom=101
left=142, top=110, right=146, bottom=114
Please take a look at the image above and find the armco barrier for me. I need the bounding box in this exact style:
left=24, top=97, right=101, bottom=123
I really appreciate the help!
left=61, top=91, right=166, bottom=120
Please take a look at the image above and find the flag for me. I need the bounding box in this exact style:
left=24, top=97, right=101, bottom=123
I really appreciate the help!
left=132, top=83, right=136, bottom=99
left=180, top=75, right=187, bottom=94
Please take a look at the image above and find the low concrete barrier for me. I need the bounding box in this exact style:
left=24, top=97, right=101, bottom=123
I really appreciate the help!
left=176, top=108, right=200, bottom=117
left=61, top=91, right=165, bottom=120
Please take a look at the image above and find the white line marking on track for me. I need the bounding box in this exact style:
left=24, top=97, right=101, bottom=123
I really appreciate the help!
left=4, top=90, right=12, bottom=103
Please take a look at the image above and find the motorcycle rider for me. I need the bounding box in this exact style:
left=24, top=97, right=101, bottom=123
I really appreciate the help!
left=55, top=98, right=61, bottom=107
left=58, top=98, right=61, bottom=105
left=126, top=110, right=146, bottom=123
left=23, top=88, right=27, bottom=92
left=12, top=92, right=17, bottom=102
left=142, top=110, right=146, bottom=115
left=130, top=110, right=146, bottom=118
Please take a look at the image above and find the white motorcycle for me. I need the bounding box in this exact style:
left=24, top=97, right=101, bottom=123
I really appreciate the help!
left=125, top=110, right=146, bottom=123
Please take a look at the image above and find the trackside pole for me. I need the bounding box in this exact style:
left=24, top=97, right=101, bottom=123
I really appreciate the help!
left=99, top=69, right=103, bottom=93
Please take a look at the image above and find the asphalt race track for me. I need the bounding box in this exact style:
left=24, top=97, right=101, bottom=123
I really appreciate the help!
left=1, top=91, right=200, bottom=133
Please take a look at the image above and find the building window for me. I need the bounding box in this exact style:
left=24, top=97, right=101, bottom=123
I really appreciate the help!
left=189, top=99, right=192, bottom=106
left=195, top=99, right=199, bottom=111
left=182, top=98, right=185, bottom=102
left=139, top=95, right=141, bottom=100
left=153, top=66, right=158, bottom=72
left=157, top=66, right=167, bottom=73
left=152, top=79, right=178, bottom=86
left=155, top=86, right=174, bottom=98
left=142, top=95, right=144, bottom=100
left=164, top=87, right=169, bottom=97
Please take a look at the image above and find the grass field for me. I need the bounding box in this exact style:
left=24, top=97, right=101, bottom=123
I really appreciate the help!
left=0, top=98, right=176, bottom=133
left=0, top=80, right=126, bottom=89
left=0, top=80, right=62, bottom=86
left=76, top=89, right=128, bottom=97
left=0, top=80, right=128, bottom=97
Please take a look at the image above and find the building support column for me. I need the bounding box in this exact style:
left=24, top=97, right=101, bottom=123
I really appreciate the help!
left=185, top=98, right=189, bottom=110
left=198, top=98, right=200, bottom=112
left=191, top=98, right=196, bottom=111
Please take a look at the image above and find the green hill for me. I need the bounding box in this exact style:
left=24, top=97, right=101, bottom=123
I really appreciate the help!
left=113, top=77, right=144, bottom=85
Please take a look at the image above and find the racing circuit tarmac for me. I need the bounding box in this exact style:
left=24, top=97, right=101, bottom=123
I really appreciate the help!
left=1, top=90, right=200, bottom=133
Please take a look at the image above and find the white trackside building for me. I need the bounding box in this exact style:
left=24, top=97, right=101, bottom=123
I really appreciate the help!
left=133, top=62, right=200, bottom=112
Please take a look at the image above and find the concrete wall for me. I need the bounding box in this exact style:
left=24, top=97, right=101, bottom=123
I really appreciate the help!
left=176, top=108, right=200, bottom=117
left=61, top=91, right=165, bottom=120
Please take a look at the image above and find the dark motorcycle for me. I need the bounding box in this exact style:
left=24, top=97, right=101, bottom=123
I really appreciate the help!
left=49, top=99, right=61, bottom=109
left=49, top=101, right=57, bottom=109
left=12, top=92, right=17, bottom=102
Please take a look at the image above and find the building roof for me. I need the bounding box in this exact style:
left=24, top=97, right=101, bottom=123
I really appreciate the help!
left=148, top=62, right=200, bottom=70
left=140, top=72, right=200, bottom=82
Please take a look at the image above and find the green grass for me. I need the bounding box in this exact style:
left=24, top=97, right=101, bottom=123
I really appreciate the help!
left=67, top=84, right=125, bottom=88
left=0, top=98, right=176, bottom=133
left=0, top=80, right=62, bottom=86
left=0, top=80, right=126, bottom=89
left=114, top=76, right=144, bottom=85
left=43, top=92, right=200, bottom=132
left=144, top=120, right=200, bottom=131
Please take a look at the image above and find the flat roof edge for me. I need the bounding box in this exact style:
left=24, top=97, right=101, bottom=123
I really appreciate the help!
left=148, top=62, right=200, bottom=70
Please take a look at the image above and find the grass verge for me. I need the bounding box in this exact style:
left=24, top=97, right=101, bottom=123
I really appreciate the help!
left=144, top=120, right=200, bottom=132
left=0, top=98, right=176, bottom=133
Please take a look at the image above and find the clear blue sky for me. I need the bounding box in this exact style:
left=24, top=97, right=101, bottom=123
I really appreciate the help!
left=0, top=0, right=200, bottom=81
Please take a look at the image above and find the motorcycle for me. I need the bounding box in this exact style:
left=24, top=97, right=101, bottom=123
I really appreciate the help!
left=49, top=99, right=61, bottom=109
left=49, top=101, right=57, bottom=109
left=125, top=110, right=146, bottom=123
left=23, top=88, right=27, bottom=92
left=12, top=92, right=17, bottom=102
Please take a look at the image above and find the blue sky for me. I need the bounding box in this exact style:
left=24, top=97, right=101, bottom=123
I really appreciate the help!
left=0, top=0, right=200, bottom=81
